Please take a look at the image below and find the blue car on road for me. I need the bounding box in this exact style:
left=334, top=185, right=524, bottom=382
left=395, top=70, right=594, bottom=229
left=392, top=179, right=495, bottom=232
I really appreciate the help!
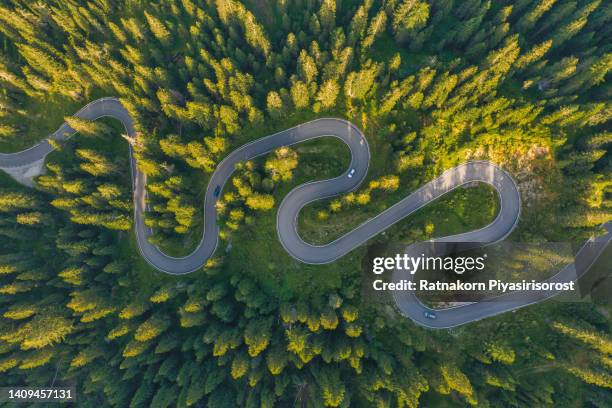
left=423, top=311, right=437, bottom=320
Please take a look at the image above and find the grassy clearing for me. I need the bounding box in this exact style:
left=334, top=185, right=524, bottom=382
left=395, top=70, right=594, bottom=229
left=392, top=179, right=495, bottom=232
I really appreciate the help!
left=223, top=208, right=363, bottom=300
left=380, top=184, right=499, bottom=243
left=300, top=183, right=499, bottom=245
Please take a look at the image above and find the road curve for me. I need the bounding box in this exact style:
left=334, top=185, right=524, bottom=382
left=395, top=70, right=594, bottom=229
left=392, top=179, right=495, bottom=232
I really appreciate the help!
left=1, top=98, right=608, bottom=328
left=393, top=221, right=612, bottom=329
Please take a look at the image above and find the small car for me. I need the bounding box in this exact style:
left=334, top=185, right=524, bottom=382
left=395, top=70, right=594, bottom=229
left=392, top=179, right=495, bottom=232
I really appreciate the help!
left=348, top=169, right=356, bottom=178
left=213, top=185, right=221, bottom=197
left=423, top=311, right=437, bottom=320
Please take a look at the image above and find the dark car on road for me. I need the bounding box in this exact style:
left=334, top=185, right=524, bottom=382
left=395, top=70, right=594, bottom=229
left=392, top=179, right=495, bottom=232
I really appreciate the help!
left=213, top=185, right=221, bottom=197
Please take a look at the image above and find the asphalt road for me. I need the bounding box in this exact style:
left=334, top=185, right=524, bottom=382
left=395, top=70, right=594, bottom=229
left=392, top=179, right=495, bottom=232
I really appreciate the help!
left=392, top=221, right=612, bottom=328
left=1, top=98, right=609, bottom=328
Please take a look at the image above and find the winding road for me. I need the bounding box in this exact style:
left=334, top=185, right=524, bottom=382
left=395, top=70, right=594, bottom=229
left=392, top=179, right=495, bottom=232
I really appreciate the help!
left=392, top=222, right=612, bottom=328
left=1, top=98, right=609, bottom=328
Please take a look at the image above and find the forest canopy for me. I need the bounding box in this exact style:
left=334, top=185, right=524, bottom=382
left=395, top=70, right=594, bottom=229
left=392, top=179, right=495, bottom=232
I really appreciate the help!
left=0, top=0, right=610, bottom=407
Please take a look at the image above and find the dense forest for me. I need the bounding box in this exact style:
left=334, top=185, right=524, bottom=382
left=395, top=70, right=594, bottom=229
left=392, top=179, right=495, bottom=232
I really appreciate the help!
left=0, top=0, right=611, bottom=406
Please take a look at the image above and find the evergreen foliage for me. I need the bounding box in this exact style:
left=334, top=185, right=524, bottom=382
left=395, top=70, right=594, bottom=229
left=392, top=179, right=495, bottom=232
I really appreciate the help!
left=0, top=0, right=610, bottom=406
